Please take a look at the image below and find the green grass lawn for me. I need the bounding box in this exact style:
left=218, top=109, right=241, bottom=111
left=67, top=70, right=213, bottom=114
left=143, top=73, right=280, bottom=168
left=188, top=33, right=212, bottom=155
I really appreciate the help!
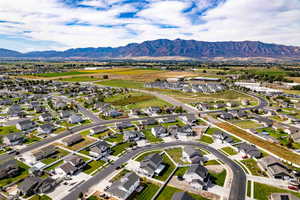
left=105, top=133, right=124, bottom=143
left=204, top=160, right=220, bottom=166
left=0, top=161, right=29, bottom=187
left=83, top=160, right=106, bottom=175
left=165, top=148, right=183, bottom=164
left=174, top=167, right=189, bottom=177
left=135, top=150, right=163, bottom=162
left=247, top=181, right=251, bottom=197
left=0, top=125, right=18, bottom=135
left=28, top=195, right=52, bottom=200
left=96, top=79, right=145, bottom=89
left=209, top=170, right=227, bottom=186
left=79, top=130, right=90, bottom=136
left=142, top=129, right=163, bottom=143
left=254, top=182, right=300, bottom=200
left=161, top=120, right=185, bottom=128
left=231, top=120, right=262, bottom=129
left=221, top=147, right=238, bottom=155
left=34, top=71, right=94, bottom=77
left=156, top=186, right=208, bottom=200
left=41, top=148, right=69, bottom=165
left=24, top=135, right=41, bottom=144
left=153, top=154, right=176, bottom=181
left=133, top=182, right=160, bottom=200
left=241, top=159, right=267, bottom=177
left=199, top=135, right=214, bottom=144
left=91, top=130, right=112, bottom=139
left=59, top=76, right=101, bottom=82
left=205, top=127, right=221, bottom=135
left=44, top=160, right=63, bottom=171
left=112, top=142, right=133, bottom=156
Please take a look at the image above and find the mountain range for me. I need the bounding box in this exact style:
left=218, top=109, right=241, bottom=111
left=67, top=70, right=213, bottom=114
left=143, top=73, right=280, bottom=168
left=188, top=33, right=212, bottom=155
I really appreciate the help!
left=1, top=39, right=300, bottom=60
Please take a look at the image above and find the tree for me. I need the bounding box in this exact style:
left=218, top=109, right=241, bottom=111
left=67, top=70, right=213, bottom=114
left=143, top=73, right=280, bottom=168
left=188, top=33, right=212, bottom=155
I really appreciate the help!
left=103, top=75, right=109, bottom=79
left=79, top=192, right=84, bottom=199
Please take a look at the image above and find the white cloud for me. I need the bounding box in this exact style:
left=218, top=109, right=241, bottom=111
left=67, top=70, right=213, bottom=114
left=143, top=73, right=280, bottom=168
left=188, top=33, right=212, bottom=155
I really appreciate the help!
left=0, top=0, right=299, bottom=52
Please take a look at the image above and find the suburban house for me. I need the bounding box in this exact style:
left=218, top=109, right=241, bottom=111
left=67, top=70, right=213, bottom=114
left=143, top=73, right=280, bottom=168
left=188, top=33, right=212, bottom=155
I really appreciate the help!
left=89, top=141, right=111, bottom=158
left=292, top=132, right=300, bottom=143
left=0, top=160, right=20, bottom=179
left=172, top=192, right=195, bottom=200
left=258, top=156, right=293, bottom=180
left=146, top=106, right=161, bottom=115
left=241, top=99, right=250, bottom=106
left=18, top=176, right=57, bottom=196
left=115, top=122, right=133, bottom=130
left=237, top=142, right=262, bottom=158
left=182, top=146, right=204, bottom=164
left=179, top=115, right=197, bottom=125
left=103, top=109, right=123, bottom=118
left=56, top=155, right=86, bottom=176
left=139, top=153, right=165, bottom=177
left=59, top=110, right=72, bottom=118
left=38, top=123, right=55, bottom=134
left=32, top=145, right=58, bottom=161
left=252, top=116, right=273, bottom=127
left=62, top=134, right=83, bottom=146
left=230, top=110, right=247, bottom=118
left=176, top=125, right=194, bottom=137
left=107, top=172, right=140, bottom=200
left=3, top=132, right=24, bottom=146
left=140, top=119, right=157, bottom=126
left=226, top=101, right=239, bottom=108
left=218, top=112, right=234, bottom=120
left=159, top=117, right=177, bottom=124
left=212, top=131, right=233, bottom=144
left=214, top=103, right=226, bottom=109
left=16, top=120, right=36, bottom=131
left=151, top=126, right=169, bottom=138
left=68, top=114, right=83, bottom=124
left=39, top=113, right=52, bottom=122
left=183, top=164, right=210, bottom=189
left=90, top=126, right=108, bottom=135
left=124, top=130, right=145, bottom=142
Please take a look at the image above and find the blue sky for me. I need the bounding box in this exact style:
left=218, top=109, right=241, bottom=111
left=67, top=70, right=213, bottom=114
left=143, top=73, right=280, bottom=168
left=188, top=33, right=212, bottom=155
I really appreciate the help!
left=0, top=0, right=300, bottom=52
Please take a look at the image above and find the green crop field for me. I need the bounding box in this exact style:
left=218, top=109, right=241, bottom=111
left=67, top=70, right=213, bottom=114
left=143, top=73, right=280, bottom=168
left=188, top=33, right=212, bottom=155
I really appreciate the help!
left=34, top=71, right=94, bottom=77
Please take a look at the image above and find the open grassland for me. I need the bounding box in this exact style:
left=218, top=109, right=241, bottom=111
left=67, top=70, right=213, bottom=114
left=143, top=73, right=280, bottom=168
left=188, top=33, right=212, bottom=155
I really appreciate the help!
left=254, top=182, right=300, bottom=200
left=217, top=122, right=300, bottom=165
left=103, top=92, right=171, bottom=109
left=58, top=76, right=101, bottom=82
left=230, top=120, right=262, bottom=129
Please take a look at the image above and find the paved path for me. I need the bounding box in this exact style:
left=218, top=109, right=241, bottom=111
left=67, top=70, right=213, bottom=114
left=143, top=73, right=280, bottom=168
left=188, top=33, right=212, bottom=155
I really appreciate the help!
left=61, top=141, right=246, bottom=200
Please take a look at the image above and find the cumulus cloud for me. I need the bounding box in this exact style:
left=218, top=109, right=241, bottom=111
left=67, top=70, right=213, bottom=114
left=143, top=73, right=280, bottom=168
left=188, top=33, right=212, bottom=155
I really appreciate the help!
left=0, top=0, right=299, bottom=52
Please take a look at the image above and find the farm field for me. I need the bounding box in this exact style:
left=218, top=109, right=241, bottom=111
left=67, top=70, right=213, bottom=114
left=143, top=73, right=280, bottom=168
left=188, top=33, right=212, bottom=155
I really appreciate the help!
left=217, top=122, right=300, bottom=165
left=58, top=76, right=101, bottom=82
left=34, top=71, right=94, bottom=77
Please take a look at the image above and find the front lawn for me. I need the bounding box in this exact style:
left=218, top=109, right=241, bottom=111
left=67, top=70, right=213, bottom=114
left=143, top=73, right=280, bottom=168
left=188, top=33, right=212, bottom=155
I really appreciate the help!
left=82, top=160, right=106, bottom=175
left=112, top=142, right=133, bottom=156
left=65, top=136, right=96, bottom=151
left=199, top=135, right=213, bottom=144
left=205, top=127, right=221, bottom=135
left=0, top=125, right=18, bottom=135
left=133, top=182, right=160, bottom=200
left=209, top=170, right=227, bottom=186
left=165, top=148, right=183, bottom=164
left=105, top=133, right=124, bottom=143
left=254, top=182, right=300, bottom=200
left=0, top=161, right=29, bottom=187
left=156, top=186, right=208, bottom=200
left=174, top=167, right=189, bottom=177
left=29, top=195, right=52, bottom=200
left=241, top=159, right=267, bottom=177
left=153, top=154, right=176, bottom=181
left=142, top=129, right=163, bottom=143
left=45, top=161, right=63, bottom=171
left=221, top=147, right=238, bottom=155
left=204, top=160, right=220, bottom=166
left=135, top=150, right=163, bottom=162
left=41, top=148, right=69, bottom=165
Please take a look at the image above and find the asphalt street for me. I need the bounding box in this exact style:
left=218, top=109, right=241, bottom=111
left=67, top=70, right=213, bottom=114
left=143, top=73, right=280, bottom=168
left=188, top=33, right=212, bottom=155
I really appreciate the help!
left=61, top=141, right=246, bottom=200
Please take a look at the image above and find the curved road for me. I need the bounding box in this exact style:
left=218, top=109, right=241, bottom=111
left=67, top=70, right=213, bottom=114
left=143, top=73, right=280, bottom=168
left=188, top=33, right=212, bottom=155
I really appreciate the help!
left=62, top=141, right=246, bottom=200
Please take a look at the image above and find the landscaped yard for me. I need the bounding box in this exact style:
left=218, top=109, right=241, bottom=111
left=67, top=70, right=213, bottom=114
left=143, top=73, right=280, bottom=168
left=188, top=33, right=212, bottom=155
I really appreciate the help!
left=221, top=147, right=238, bottom=155
left=0, top=161, right=29, bottom=187
left=156, top=186, right=208, bottom=200
left=231, top=120, right=262, bottom=129
left=153, top=154, right=176, bottom=181
left=41, top=148, right=69, bottom=165
left=111, top=142, right=133, bottom=156
left=64, top=136, right=96, bottom=151
left=0, top=125, right=18, bottom=135
left=254, top=182, right=300, bottom=200
left=165, top=148, right=183, bottom=164
left=133, top=182, right=160, bottom=200
left=241, top=159, right=267, bottom=177
left=174, top=167, right=189, bottom=177
left=204, top=160, right=220, bottom=166
left=209, top=170, right=227, bottom=186
left=83, top=160, right=106, bottom=175
left=28, top=195, right=52, bottom=200
left=142, top=129, right=163, bottom=143
left=199, top=135, right=214, bottom=144
left=91, top=130, right=112, bottom=139
left=105, top=133, right=124, bottom=143
left=135, top=150, right=163, bottom=162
